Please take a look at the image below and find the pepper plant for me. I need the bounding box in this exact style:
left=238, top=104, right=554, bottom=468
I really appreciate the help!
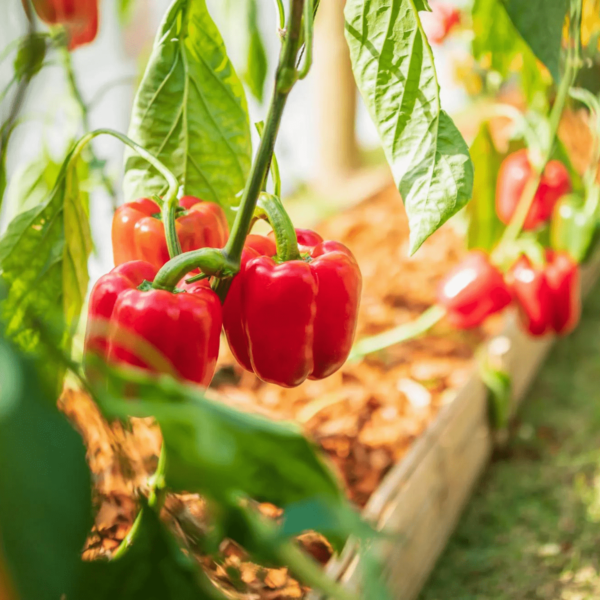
left=0, top=0, right=593, bottom=599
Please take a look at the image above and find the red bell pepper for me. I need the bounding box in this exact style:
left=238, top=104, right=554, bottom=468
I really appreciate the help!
left=223, top=233, right=362, bottom=387
left=84, top=260, right=222, bottom=386
left=508, top=251, right=580, bottom=337
left=29, top=0, right=99, bottom=50
left=437, top=251, right=512, bottom=329
left=421, top=3, right=461, bottom=44
left=112, top=196, right=229, bottom=270
left=496, top=149, right=571, bottom=230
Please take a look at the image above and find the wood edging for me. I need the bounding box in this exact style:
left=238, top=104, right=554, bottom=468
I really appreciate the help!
left=309, top=254, right=600, bottom=600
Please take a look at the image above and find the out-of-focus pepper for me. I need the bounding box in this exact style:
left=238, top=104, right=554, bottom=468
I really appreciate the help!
left=84, top=260, right=222, bottom=386
left=496, top=149, right=571, bottom=230
left=29, top=0, right=99, bottom=49
left=420, top=2, right=461, bottom=44
left=112, top=196, right=229, bottom=270
left=551, top=192, right=598, bottom=263
left=507, top=251, right=580, bottom=337
left=223, top=231, right=362, bottom=387
left=437, top=250, right=512, bottom=329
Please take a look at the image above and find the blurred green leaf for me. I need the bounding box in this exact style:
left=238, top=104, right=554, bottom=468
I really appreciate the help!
left=0, top=334, right=91, bottom=600
left=13, top=34, right=46, bottom=83
left=117, top=0, right=136, bottom=25
left=503, top=0, right=568, bottom=82
left=345, top=0, right=473, bottom=254
left=481, top=360, right=512, bottom=430
left=467, top=123, right=504, bottom=251
left=123, top=0, right=252, bottom=224
left=4, top=151, right=61, bottom=219
left=243, top=0, right=268, bottom=103
left=0, top=149, right=92, bottom=393
left=74, top=507, right=220, bottom=600
left=97, top=369, right=355, bottom=546
left=472, top=0, right=549, bottom=101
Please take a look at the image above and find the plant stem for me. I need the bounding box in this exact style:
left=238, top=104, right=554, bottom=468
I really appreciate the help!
left=216, top=0, right=305, bottom=300
left=60, top=44, right=119, bottom=210
left=349, top=304, right=446, bottom=361
left=254, top=193, right=300, bottom=260
left=273, top=0, right=286, bottom=31
left=69, top=128, right=179, bottom=211
left=112, top=444, right=167, bottom=559
left=297, top=0, right=313, bottom=79
left=494, top=4, right=581, bottom=253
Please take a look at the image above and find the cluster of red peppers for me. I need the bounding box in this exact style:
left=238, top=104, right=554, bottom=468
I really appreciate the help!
left=437, top=149, right=582, bottom=337
left=84, top=195, right=362, bottom=390
left=29, top=0, right=99, bottom=49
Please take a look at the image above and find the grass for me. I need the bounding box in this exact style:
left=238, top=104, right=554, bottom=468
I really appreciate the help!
left=419, top=281, right=600, bottom=600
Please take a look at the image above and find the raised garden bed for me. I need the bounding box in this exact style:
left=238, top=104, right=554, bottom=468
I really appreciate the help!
left=63, top=173, right=598, bottom=599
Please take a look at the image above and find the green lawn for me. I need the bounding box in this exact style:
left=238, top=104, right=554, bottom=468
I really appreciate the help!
left=420, top=282, right=600, bottom=600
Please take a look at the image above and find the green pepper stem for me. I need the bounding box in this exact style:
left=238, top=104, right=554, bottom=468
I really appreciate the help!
left=254, top=193, right=301, bottom=261
left=152, top=248, right=237, bottom=292
left=348, top=304, right=446, bottom=361
left=216, top=0, right=306, bottom=302
left=68, top=128, right=179, bottom=216
left=297, top=0, right=314, bottom=80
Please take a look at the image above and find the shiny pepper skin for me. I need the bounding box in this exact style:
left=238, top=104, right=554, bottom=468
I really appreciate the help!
left=437, top=251, right=512, bottom=329
left=496, top=149, right=571, bottom=230
left=84, top=261, right=222, bottom=386
left=507, top=251, right=580, bottom=337
left=223, top=233, right=362, bottom=387
left=30, top=0, right=98, bottom=49
left=112, top=196, right=229, bottom=270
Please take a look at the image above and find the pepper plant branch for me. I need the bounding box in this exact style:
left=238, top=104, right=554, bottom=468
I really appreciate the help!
left=217, top=0, right=306, bottom=302
left=494, top=5, right=581, bottom=254
left=59, top=42, right=119, bottom=210
left=348, top=304, right=446, bottom=361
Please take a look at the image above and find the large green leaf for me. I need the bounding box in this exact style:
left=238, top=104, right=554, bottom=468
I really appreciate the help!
left=0, top=335, right=91, bottom=600
left=467, top=123, right=504, bottom=251
left=0, top=152, right=92, bottom=393
left=123, top=0, right=252, bottom=223
left=503, top=0, right=568, bottom=82
left=74, top=507, right=220, bottom=600
left=345, top=0, right=473, bottom=254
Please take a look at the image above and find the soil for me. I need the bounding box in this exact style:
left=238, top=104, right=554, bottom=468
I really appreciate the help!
left=61, top=181, right=499, bottom=598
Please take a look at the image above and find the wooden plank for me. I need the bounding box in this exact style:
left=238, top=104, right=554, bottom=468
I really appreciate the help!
left=309, top=255, right=600, bottom=600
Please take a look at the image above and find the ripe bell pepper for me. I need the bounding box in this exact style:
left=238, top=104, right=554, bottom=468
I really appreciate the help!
left=507, top=251, right=580, bottom=337
left=29, top=0, right=99, bottom=49
left=84, top=260, right=222, bottom=386
left=223, top=233, right=362, bottom=387
left=496, top=149, right=571, bottom=230
left=437, top=251, right=512, bottom=329
left=112, top=196, right=229, bottom=270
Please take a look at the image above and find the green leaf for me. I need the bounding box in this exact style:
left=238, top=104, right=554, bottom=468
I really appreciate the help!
left=4, top=151, right=61, bottom=219
left=123, top=0, right=252, bottom=223
left=74, top=507, right=220, bottom=600
left=0, top=151, right=92, bottom=393
left=0, top=335, right=91, bottom=600
left=344, top=0, right=473, bottom=254
left=102, top=375, right=344, bottom=508
left=472, top=0, right=550, bottom=100
left=243, top=0, right=268, bottom=103
left=503, top=0, right=568, bottom=82
left=117, top=0, right=136, bottom=24
left=13, top=34, right=46, bottom=83
left=480, top=359, right=511, bottom=430
left=467, top=123, right=504, bottom=251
